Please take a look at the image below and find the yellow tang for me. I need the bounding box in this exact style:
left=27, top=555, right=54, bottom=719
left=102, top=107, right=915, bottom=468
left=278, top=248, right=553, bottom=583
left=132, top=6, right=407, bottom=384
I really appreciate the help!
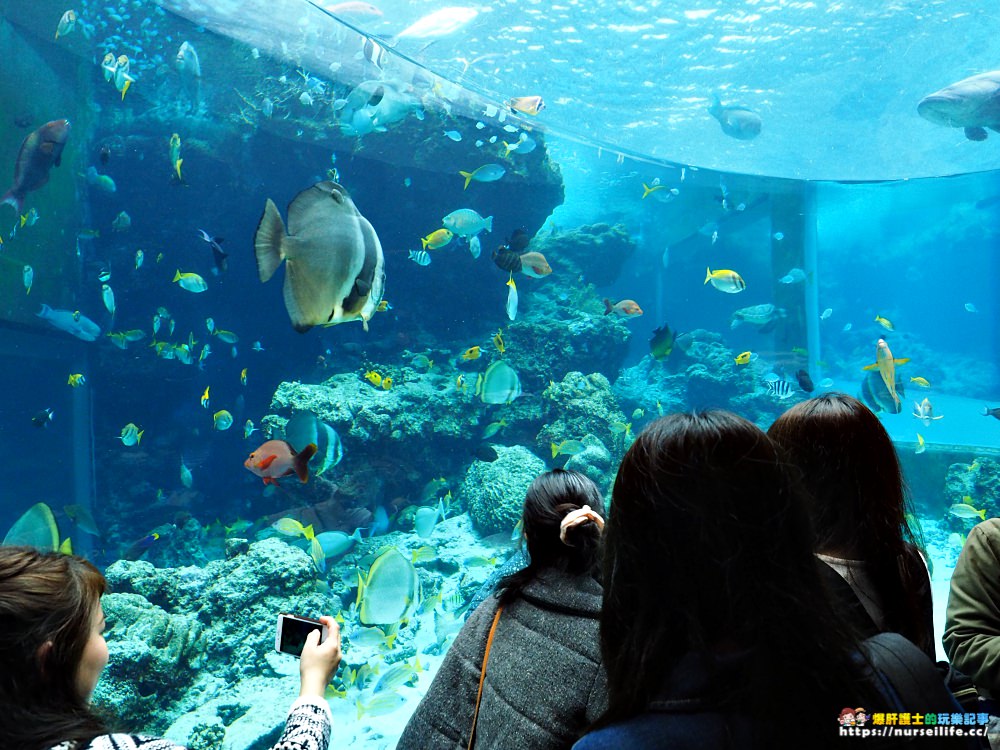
left=364, top=370, right=382, bottom=387
left=382, top=376, right=393, bottom=390
left=734, top=351, right=751, bottom=365
left=358, top=547, right=419, bottom=626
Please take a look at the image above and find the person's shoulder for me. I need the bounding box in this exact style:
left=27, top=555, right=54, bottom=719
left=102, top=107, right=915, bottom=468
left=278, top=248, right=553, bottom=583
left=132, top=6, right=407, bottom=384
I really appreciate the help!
left=79, top=735, right=188, bottom=750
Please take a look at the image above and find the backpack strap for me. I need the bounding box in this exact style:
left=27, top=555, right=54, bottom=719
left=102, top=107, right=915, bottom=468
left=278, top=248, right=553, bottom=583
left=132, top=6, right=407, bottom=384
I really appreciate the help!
left=468, top=605, right=503, bottom=750
left=863, top=632, right=960, bottom=714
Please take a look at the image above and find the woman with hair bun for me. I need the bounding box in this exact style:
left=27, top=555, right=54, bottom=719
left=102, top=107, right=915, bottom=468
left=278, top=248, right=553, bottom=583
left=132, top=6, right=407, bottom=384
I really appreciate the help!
left=398, top=469, right=608, bottom=749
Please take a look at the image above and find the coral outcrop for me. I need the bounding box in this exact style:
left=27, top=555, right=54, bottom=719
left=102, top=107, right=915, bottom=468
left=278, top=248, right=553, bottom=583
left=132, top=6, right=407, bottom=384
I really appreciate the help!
left=460, top=445, right=546, bottom=534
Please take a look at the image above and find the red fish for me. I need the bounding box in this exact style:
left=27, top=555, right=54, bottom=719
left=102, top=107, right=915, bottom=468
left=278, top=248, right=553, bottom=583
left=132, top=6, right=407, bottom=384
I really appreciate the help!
left=244, top=440, right=318, bottom=485
left=2, top=119, right=71, bottom=213
left=604, top=298, right=643, bottom=317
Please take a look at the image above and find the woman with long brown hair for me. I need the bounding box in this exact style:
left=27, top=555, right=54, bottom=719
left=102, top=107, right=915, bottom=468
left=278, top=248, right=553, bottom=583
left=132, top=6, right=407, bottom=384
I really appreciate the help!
left=768, top=392, right=935, bottom=657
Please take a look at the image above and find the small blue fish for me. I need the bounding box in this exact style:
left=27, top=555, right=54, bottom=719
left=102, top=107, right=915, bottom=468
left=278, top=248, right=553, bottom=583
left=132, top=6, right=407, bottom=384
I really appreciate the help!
left=459, top=164, right=506, bottom=190
left=443, top=130, right=462, bottom=142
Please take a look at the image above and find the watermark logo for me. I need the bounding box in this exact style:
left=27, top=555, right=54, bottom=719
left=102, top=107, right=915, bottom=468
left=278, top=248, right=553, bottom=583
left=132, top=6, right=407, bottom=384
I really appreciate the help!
left=837, top=710, right=989, bottom=739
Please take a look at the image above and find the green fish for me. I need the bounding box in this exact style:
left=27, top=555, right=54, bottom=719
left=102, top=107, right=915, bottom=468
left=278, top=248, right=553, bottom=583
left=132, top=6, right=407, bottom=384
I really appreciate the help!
left=551, top=439, right=586, bottom=458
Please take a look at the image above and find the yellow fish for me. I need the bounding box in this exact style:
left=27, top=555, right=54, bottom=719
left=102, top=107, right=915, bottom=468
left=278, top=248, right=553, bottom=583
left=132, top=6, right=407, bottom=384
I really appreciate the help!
left=200, top=386, right=210, bottom=409
left=461, top=346, right=481, bottom=361
left=493, top=329, right=505, bottom=354
left=874, top=314, right=894, bottom=331
left=642, top=183, right=666, bottom=199
left=364, top=370, right=383, bottom=387
left=910, top=376, right=930, bottom=388
left=240, top=368, right=248, bottom=386
left=969, top=460, right=980, bottom=472
left=421, top=228, right=453, bottom=250
left=382, top=376, right=393, bottom=390
left=862, top=338, right=909, bottom=407
left=455, top=374, right=467, bottom=392
left=704, top=267, right=746, bottom=294
left=915, top=433, right=925, bottom=454
left=949, top=501, right=986, bottom=521
left=734, top=351, right=752, bottom=365
left=376, top=300, right=392, bottom=312
left=67, top=373, right=87, bottom=387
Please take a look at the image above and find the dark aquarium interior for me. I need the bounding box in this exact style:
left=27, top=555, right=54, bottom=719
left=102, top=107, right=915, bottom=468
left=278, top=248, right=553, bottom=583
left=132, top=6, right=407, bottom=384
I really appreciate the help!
left=1, top=0, right=999, bottom=746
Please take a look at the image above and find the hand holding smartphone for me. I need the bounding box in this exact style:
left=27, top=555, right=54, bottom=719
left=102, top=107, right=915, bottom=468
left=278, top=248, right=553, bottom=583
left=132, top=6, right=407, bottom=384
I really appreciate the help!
left=275, top=613, right=329, bottom=658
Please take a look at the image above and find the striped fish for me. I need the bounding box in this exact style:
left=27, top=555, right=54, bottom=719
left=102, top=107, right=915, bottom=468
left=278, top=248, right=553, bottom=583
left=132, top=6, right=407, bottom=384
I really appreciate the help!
left=408, top=249, right=431, bottom=266
left=766, top=379, right=795, bottom=399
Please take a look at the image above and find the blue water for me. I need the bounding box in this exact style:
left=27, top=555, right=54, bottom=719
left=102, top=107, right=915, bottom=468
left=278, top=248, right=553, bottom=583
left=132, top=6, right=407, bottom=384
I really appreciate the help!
left=1, top=0, right=999, bottom=746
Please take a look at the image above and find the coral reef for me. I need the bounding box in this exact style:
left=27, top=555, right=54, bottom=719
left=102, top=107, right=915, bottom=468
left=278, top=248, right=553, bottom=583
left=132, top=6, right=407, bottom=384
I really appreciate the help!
left=564, top=434, right=616, bottom=496
left=459, top=445, right=546, bottom=535
left=943, top=456, right=1000, bottom=524
left=614, top=329, right=787, bottom=428
left=536, top=372, right=627, bottom=460
left=531, top=223, right=636, bottom=287
left=503, top=289, right=632, bottom=387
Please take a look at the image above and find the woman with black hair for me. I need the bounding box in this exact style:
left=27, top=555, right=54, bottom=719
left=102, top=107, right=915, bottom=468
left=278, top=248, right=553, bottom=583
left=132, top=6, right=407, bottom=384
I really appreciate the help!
left=398, top=469, right=607, bottom=749
left=768, top=392, right=935, bottom=658
left=574, top=410, right=964, bottom=749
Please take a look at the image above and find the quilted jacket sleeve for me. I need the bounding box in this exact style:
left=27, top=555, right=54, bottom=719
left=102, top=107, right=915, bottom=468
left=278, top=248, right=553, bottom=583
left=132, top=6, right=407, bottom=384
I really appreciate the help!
left=943, top=519, right=1000, bottom=695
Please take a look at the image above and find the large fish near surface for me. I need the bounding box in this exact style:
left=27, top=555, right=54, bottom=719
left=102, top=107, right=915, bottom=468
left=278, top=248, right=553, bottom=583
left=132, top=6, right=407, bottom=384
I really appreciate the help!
left=917, top=71, right=1000, bottom=141
left=2, top=119, right=71, bottom=213
left=708, top=95, right=761, bottom=141
left=254, top=181, right=385, bottom=333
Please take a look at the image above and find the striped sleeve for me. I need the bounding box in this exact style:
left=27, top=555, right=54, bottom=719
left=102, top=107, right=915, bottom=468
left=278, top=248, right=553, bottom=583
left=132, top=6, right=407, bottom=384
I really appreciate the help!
left=270, top=696, right=332, bottom=750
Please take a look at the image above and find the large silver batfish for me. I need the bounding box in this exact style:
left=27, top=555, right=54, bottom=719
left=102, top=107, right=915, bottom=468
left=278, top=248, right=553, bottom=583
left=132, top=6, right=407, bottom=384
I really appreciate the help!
left=917, top=71, right=1000, bottom=141
left=254, top=181, right=385, bottom=333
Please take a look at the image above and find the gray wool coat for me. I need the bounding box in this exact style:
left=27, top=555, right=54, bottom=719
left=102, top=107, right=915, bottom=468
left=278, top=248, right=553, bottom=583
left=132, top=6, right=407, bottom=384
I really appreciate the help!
left=396, top=570, right=607, bottom=750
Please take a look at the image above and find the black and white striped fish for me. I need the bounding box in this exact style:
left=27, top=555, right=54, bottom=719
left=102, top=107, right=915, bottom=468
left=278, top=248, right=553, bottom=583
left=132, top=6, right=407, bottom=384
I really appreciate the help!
left=408, top=249, right=431, bottom=266
left=766, top=379, right=795, bottom=399
left=362, top=37, right=388, bottom=70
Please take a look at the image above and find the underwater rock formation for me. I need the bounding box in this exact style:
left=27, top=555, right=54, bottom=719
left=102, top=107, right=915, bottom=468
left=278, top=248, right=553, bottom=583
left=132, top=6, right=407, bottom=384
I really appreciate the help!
left=460, top=445, right=546, bottom=535
left=944, top=456, right=1000, bottom=520
left=530, top=223, right=636, bottom=287
left=563, top=434, right=616, bottom=494
left=504, top=289, right=632, bottom=387
left=92, top=592, right=210, bottom=728
left=537, top=372, right=626, bottom=472
left=614, top=329, right=781, bottom=426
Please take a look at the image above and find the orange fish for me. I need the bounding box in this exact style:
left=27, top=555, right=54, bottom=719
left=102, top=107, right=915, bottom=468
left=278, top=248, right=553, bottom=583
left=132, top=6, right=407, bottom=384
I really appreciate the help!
left=508, top=96, right=545, bottom=116
left=604, top=298, right=643, bottom=317
left=244, top=440, right=317, bottom=485
left=519, top=251, right=552, bottom=278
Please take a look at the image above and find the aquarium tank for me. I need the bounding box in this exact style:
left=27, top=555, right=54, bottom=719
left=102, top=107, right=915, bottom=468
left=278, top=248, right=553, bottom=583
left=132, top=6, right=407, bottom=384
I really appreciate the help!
left=1, top=0, right=998, bottom=745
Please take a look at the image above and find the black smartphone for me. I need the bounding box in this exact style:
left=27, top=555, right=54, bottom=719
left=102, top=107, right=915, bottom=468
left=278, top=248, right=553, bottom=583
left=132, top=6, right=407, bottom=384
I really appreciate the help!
left=274, top=613, right=328, bottom=658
